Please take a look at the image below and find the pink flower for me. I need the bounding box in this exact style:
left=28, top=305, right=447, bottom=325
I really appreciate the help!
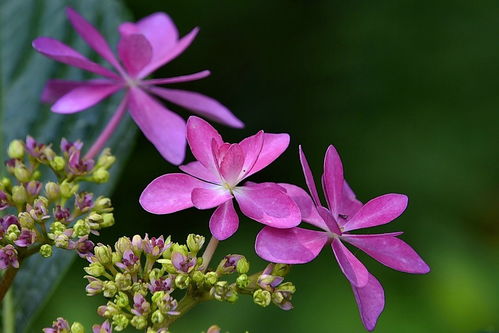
left=32, top=8, right=243, bottom=164
left=255, top=145, right=430, bottom=331
left=93, top=320, right=112, bottom=333
left=140, top=116, right=301, bottom=240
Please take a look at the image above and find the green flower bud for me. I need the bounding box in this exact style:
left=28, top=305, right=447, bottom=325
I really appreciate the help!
left=6, top=224, right=20, bottom=241
left=97, top=149, right=116, bottom=169
left=50, top=221, right=66, bottom=235
left=149, top=268, right=163, bottom=281
left=157, top=259, right=176, bottom=274
left=86, top=278, right=104, bottom=296
left=70, top=322, right=85, bottom=333
left=205, top=272, right=218, bottom=286
left=84, top=262, right=106, bottom=277
left=186, top=234, right=205, bottom=253
left=253, top=289, right=271, bottom=307
left=114, top=291, right=129, bottom=308
left=115, top=273, right=132, bottom=291
left=236, top=274, right=249, bottom=288
left=44, top=182, right=60, bottom=201
left=32, top=170, right=41, bottom=180
left=18, top=212, right=35, bottom=229
left=175, top=273, right=190, bottom=289
left=276, top=282, right=296, bottom=293
left=39, top=244, right=53, bottom=258
left=103, top=281, right=118, bottom=298
left=94, top=245, right=113, bottom=265
left=211, top=281, right=228, bottom=301
left=272, top=263, right=291, bottom=276
left=92, top=168, right=110, bottom=183
left=93, top=196, right=113, bottom=213
left=131, top=282, right=148, bottom=296
left=8, top=140, right=24, bottom=159
left=11, top=185, right=27, bottom=205
left=50, top=156, right=66, bottom=171
left=151, top=310, right=164, bottom=325
left=112, top=313, right=129, bottom=331
left=114, top=236, right=132, bottom=255
left=54, top=233, right=69, bottom=248
left=171, top=243, right=188, bottom=256
left=130, top=316, right=147, bottom=330
left=1, top=177, right=11, bottom=189
left=112, top=252, right=122, bottom=264
left=14, top=164, right=31, bottom=183
left=192, top=271, right=204, bottom=285
left=236, top=257, right=250, bottom=274
left=101, top=213, right=115, bottom=228
left=87, top=213, right=103, bottom=224
left=226, top=289, right=239, bottom=303
left=42, top=146, right=56, bottom=161
left=60, top=180, right=78, bottom=198
left=73, top=219, right=91, bottom=237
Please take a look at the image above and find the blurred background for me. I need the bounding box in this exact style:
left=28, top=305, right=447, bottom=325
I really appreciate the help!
left=29, top=0, right=499, bottom=332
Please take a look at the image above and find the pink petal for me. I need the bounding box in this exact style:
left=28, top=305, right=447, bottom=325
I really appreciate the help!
left=243, top=133, right=290, bottom=179
left=139, top=173, right=205, bottom=214
left=342, top=233, right=430, bottom=274
left=149, top=87, right=243, bottom=128
left=351, top=273, right=385, bottom=331
left=219, top=144, right=245, bottom=185
left=51, top=83, right=120, bottom=113
left=41, top=79, right=112, bottom=103
left=191, top=186, right=232, bottom=210
left=299, top=145, right=321, bottom=206
left=128, top=88, right=186, bottom=165
left=209, top=200, right=239, bottom=240
left=322, top=145, right=344, bottom=217
left=338, top=181, right=363, bottom=224
left=143, top=70, right=210, bottom=85
left=255, top=226, right=328, bottom=264
left=316, top=206, right=342, bottom=234
left=32, top=37, right=119, bottom=79
left=118, top=33, right=153, bottom=78
left=186, top=116, right=223, bottom=173
left=331, top=238, right=369, bottom=288
left=179, top=161, right=220, bottom=184
left=277, top=183, right=327, bottom=230
left=233, top=182, right=301, bottom=228
left=66, top=8, right=122, bottom=70
left=238, top=131, right=264, bottom=180
left=342, top=194, right=409, bottom=232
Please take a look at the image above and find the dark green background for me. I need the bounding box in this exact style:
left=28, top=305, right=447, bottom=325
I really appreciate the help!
left=32, top=0, right=499, bottom=332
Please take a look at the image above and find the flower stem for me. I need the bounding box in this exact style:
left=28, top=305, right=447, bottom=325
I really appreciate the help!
left=84, top=95, right=128, bottom=160
left=201, top=236, right=219, bottom=272
left=0, top=267, right=18, bottom=305
left=2, top=288, right=15, bottom=333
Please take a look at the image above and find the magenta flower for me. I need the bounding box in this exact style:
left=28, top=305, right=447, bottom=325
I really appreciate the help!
left=140, top=116, right=300, bottom=240
left=255, top=145, right=430, bottom=331
left=93, top=320, right=112, bottom=333
left=33, top=8, right=243, bottom=163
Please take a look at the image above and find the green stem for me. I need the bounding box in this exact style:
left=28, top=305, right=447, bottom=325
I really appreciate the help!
left=2, top=284, right=15, bottom=333
left=201, top=236, right=219, bottom=272
left=162, top=290, right=211, bottom=329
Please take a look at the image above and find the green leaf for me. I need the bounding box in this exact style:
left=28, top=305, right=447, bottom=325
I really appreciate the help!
left=0, top=1, right=136, bottom=332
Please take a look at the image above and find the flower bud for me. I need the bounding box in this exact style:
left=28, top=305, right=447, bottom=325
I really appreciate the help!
left=40, top=244, right=53, bottom=258
left=94, top=245, right=113, bottom=265
left=17, top=212, right=34, bottom=229
left=205, top=272, right=218, bottom=286
left=272, top=263, right=291, bottom=277
left=86, top=277, right=104, bottom=296
left=50, top=221, right=66, bottom=235
left=148, top=268, right=163, bottom=281
left=8, top=140, right=24, bottom=159
left=54, top=233, right=70, bottom=249
left=253, top=289, right=271, bottom=307
left=45, top=182, right=60, bottom=201
left=71, top=322, right=85, bottom=333
left=192, top=271, right=204, bottom=285
left=175, top=273, right=190, bottom=289
left=60, top=180, right=78, bottom=198
left=25, top=181, right=42, bottom=197
left=11, top=185, right=27, bottom=205
left=14, top=164, right=31, bottom=183
left=112, top=313, right=129, bottom=331
left=236, top=274, right=249, bottom=288
left=226, top=289, right=239, bottom=303
left=115, top=237, right=132, bottom=255
left=97, top=149, right=116, bottom=169
left=103, top=281, right=118, bottom=298
left=171, top=243, right=188, bottom=256
left=130, top=316, right=147, bottom=330
left=50, top=156, right=65, bottom=171
left=73, top=219, right=91, bottom=237
left=94, top=196, right=113, bottom=213
left=211, top=281, right=228, bottom=301
left=6, top=224, right=20, bottom=241
left=236, top=257, right=250, bottom=274
left=101, top=213, right=115, bottom=228
left=85, top=262, right=106, bottom=277
left=186, top=234, right=205, bottom=253
left=150, top=310, right=164, bottom=325
left=92, top=168, right=110, bottom=183
left=114, top=291, right=129, bottom=308
left=115, top=273, right=132, bottom=291
left=157, top=259, right=176, bottom=274
left=112, top=252, right=121, bottom=264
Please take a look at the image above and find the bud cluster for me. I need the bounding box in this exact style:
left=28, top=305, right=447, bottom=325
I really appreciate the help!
left=0, top=137, right=116, bottom=270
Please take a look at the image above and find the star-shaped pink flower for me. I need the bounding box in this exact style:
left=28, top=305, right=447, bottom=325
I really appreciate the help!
left=140, top=116, right=301, bottom=240
left=255, top=145, right=429, bottom=331
left=33, top=8, right=243, bottom=164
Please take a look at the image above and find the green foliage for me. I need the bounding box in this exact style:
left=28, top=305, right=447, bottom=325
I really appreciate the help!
left=0, top=1, right=136, bottom=332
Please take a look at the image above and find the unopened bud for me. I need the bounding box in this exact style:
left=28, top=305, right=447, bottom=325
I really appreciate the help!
left=71, top=322, right=85, bottom=333
left=175, top=274, right=190, bottom=289
left=50, top=156, right=65, bottom=171
left=50, top=221, right=66, bottom=235
left=60, top=181, right=78, bottom=198
left=97, top=149, right=116, bottom=169
left=40, top=244, right=53, bottom=258
left=94, top=245, right=113, bottom=265
left=92, top=168, right=109, bottom=183
left=130, top=316, right=147, bottom=330
left=11, top=185, right=27, bottom=205
left=94, top=196, right=113, bottom=213
left=112, top=313, right=129, bottom=331
left=115, top=236, right=132, bottom=255
left=103, top=281, right=118, bottom=298
left=253, top=289, right=271, bottom=307
left=14, top=165, right=30, bottom=183
left=6, top=224, right=20, bottom=241
left=171, top=243, right=188, bottom=256
left=85, top=262, right=106, bottom=277
left=115, top=273, right=132, bottom=291
left=101, top=213, right=114, bottom=228
left=236, top=257, right=250, bottom=274
left=205, top=272, right=218, bottom=286
left=114, top=291, right=129, bottom=308
left=8, top=140, right=24, bottom=159
left=150, top=310, right=164, bottom=325
left=54, top=233, right=69, bottom=249
left=273, top=263, right=291, bottom=277
left=186, top=234, right=205, bottom=253
left=73, top=220, right=91, bottom=237
left=192, top=271, right=205, bottom=285
left=45, top=182, right=60, bottom=201
left=236, top=274, right=249, bottom=288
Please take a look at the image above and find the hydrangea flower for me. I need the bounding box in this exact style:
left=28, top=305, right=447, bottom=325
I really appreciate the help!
left=33, top=8, right=243, bottom=164
left=140, top=116, right=300, bottom=240
left=255, top=145, right=430, bottom=331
